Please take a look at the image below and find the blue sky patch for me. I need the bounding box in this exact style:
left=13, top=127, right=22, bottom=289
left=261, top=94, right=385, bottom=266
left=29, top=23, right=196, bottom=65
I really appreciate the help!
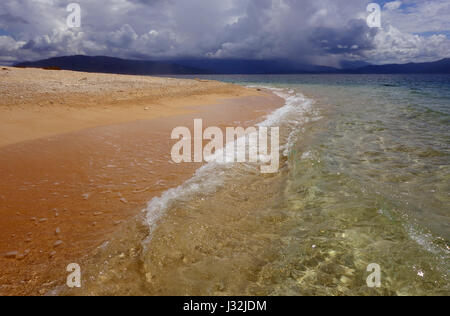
left=415, top=31, right=450, bottom=38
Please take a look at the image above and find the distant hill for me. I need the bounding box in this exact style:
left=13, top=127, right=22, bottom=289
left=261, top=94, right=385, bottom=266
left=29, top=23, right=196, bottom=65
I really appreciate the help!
left=345, top=58, right=450, bottom=74
left=339, top=60, right=372, bottom=70
left=14, top=56, right=339, bottom=75
left=14, top=55, right=450, bottom=75
left=14, top=55, right=206, bottom=75
left=167, top=59, right=339, bottom=74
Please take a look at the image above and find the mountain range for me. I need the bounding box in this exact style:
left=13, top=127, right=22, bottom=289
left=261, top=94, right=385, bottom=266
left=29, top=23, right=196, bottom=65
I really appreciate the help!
left=14, top=55, right=450, bottom=75
left=15, top=55, right=204, bottom=75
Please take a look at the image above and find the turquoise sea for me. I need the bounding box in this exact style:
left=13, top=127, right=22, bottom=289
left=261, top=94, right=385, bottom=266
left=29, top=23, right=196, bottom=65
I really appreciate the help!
left=72, top=74, right=449, bottom=296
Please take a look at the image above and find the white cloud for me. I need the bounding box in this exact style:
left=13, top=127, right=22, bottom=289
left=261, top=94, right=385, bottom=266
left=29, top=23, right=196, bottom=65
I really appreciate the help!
left=382, top=0, right=450, bottom=33
left=368, top=25, right=450, bottom=63
left=384, top=1, right=402, bottom=11
left=107, top=24, right=138, bottom=47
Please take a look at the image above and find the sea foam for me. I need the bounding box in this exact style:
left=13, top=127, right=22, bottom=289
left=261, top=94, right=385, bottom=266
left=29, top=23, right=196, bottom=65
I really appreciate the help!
left=142, top=86, right=316, bottom=240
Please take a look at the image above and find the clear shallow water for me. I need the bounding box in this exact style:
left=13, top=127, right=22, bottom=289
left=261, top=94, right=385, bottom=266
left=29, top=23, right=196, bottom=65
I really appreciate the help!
left=69, top=75, right=449, bottom=296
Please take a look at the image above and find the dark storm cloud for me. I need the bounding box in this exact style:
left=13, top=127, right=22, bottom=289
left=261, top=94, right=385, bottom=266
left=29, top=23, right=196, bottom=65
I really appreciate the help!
left=0, top=0, right=448, bottom=65
left=0, top=13, right=29, bottom=25
left=311, top=19, right=378, bottom=54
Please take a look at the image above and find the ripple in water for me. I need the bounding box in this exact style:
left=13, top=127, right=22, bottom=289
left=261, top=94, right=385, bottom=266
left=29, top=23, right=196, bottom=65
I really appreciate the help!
left=64, top=75, right=449, bottom=296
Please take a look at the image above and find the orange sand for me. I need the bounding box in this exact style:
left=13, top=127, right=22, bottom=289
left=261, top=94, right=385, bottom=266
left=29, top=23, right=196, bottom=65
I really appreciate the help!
left=0, top=67, right=283, bottom=295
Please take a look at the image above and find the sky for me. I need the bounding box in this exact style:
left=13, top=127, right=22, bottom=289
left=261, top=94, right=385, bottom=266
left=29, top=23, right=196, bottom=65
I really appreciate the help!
left=0, top=0, right=449, bottom=66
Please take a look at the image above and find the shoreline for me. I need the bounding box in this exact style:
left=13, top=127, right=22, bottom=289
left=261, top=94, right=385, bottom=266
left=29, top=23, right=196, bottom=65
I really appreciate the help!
left=0, top=67, right=284, bottom=296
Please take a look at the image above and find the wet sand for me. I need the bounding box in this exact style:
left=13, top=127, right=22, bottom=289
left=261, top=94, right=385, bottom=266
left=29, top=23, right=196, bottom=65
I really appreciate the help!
left=0, top=67, right=283, bottom=296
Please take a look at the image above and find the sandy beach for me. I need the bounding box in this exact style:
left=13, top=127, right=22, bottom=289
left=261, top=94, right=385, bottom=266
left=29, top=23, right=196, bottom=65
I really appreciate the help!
left=0, top=67, right=283, bottom=296
left=0, top=66, right=270, bottom=147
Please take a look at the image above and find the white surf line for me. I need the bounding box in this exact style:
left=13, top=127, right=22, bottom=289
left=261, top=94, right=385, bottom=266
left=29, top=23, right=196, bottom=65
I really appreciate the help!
left=141, top=85, right=316, bottom=248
